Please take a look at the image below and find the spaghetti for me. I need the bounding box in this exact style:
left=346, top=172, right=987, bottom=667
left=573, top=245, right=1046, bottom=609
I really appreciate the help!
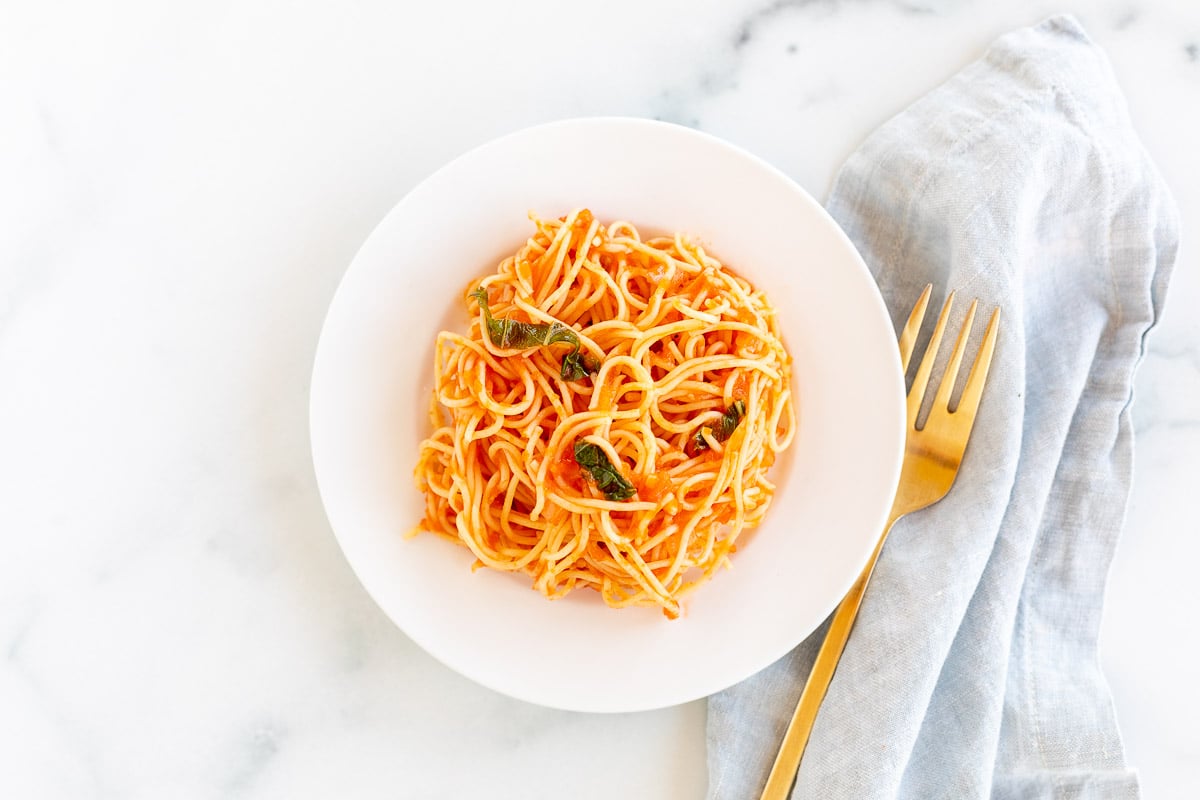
left=413, top=209, right=796, bottom=618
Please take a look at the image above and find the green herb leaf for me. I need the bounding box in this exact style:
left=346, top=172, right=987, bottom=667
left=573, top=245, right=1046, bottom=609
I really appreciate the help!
left=560, top=351, right=601, bottom=382
left=689, top=400, right=746, bottom=454
left=573, top=440, right=637, bottom=501
left=469, top=287, right=575, bottom=349
left=470, top=287, right=601, bottom=381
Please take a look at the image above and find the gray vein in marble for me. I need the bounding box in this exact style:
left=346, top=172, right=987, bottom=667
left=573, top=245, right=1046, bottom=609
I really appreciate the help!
left=5, top=603, right=41, bottom=662
left=1149, top=339, right=1200, bottom=374
left=337, top=620, right=372, bottom=673
left=1130, top=341, right=1200, bottom=435
left=797, top=80, right=842, bottom=110
left=3, top=602, right=106, bottom=791
left=1, top=105, right=96, bottom=339
left=223, top=723, right=285, bottom=795
left=653, top=0, right=852, bottom=127
left=1114, top=9, right=1141, bottom=31
left=732, top=0, right=936, bottom=50
left=4, top=657, right=109, bottom=796
left=1132, top=415, right=1200, bottom=438
left=484, top=699, right=577, bottom=753
left=1186, top=42, right=1198, bottom=62
left=732, top=0, right=823, bottom=54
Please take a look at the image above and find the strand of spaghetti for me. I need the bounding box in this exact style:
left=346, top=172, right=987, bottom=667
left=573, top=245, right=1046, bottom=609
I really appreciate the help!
left=632, top=283, right=667, bottom=327
left=663, top=449, right=741, bottom=584
left=673, top=302, right=722, bottom=325
left=612, top=236, right=700, bottom=274
left=706, top=299, right=735, bottom=320
left=635, top=320, right=782, bottom=360
left=628, top=318, right=708, bottom=355
left=594, top=514, right=677, bottom=612
left=532, top=214, right=578, bottom=306
left=639, top=520, right=684, bottom=553
left=542, top=215, right=601, bottom=314
left=647, top=392, right=725, bottom=436
left=542, top=512, right=589, bottom=563
left=521, top=367, right=569, bottom=425
left=437, top=334, right=533, bottom=403
left=608, top=426, right=657, bottom=477
left=673, top=233, right=706, bottom=268
left=768, top=388, right=797, bottom=452
left=576, top=318, right=641, bottom=343
left=557, top=271, right=612, bottom=324
left=575, top=258, right=629, bottom=321
left=606, top=220, right=639, bottom=239
left=587, top=355, right=654, bottom=413
left=656, top=356, right=782, bottom=393
left=713, top=423, right=750, bottom=568
left=465, top=357, right=537, bottom=416
left=497, top=365, right=554, bottom=432
left=547, top=494, right=659, bottom=515
left=486, top=439, right=536, bottom=492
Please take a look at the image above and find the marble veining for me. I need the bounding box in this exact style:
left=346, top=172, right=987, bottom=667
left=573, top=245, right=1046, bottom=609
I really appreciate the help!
left=221, top=723, right=285, bottom=795
left=2, top=1, right=1197, bottom=798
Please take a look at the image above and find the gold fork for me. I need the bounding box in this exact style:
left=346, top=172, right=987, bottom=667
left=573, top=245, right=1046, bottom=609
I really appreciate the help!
left=758, top=285, right=1000, bottom=800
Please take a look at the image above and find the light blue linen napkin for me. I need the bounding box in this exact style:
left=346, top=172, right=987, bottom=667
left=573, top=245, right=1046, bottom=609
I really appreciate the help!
left=707, top=15, right=1178, bottom=800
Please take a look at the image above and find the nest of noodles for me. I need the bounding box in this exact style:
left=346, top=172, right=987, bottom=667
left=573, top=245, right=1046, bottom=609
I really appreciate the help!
left=413, top=209, right=795, bottom=618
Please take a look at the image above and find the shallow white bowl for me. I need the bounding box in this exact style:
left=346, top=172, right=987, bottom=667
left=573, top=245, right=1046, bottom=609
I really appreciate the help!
left=310, top=117, right=904, bottom=712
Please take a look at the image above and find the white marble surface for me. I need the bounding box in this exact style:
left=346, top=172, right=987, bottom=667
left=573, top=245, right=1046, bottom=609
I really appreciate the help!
left=2, top=1, right=1196, bottom=797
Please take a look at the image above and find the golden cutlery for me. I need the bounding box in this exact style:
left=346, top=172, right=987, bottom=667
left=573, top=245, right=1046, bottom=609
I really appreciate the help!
left=758, top=284, right=1000, bottom=800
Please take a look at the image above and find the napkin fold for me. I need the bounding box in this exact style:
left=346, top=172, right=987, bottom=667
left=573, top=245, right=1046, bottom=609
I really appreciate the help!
left=707, top=16, right=1178, bottom=800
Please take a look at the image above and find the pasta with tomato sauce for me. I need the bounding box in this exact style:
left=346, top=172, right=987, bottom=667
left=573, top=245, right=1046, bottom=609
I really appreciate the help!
left=412, top=209, right=795, bottom=618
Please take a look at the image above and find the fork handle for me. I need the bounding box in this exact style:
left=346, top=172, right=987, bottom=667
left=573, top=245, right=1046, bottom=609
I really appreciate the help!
left=757, top=513, right=900, bottom=800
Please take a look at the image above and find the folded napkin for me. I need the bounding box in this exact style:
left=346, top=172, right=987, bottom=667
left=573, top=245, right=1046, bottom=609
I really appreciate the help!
left=707, top=16, right=1178, bottom=800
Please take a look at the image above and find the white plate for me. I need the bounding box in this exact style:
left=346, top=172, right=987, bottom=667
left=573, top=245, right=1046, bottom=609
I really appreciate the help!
left=310, top=118, right=904, bottom=713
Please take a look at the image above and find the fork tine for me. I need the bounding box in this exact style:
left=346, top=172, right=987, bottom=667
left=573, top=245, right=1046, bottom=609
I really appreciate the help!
left=953, top=307, right=1000, bottom=431
left=908, top=290, right=955, bottom=424
left=898, top=284, right=932, bottom=373
left=933, top=298, right=978, bottom=412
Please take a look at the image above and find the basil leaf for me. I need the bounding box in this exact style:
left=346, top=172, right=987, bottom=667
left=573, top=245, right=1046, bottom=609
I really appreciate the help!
left=470, top=287, right=576, bottom=349
left=560, top=351, right=601, bottom=382
left=470, top=287, right=600, bottom=381
left=690, top=400, right=746, bottom=454
left=573, top=441, right=637, bottom=501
